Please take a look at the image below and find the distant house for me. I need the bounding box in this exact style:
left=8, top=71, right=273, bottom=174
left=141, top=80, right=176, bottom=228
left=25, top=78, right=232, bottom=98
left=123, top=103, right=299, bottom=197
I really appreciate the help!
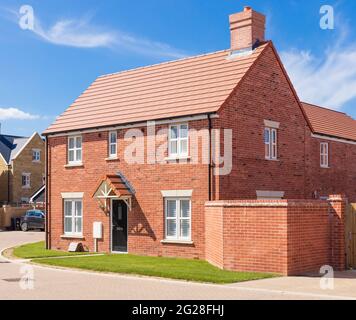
left=0, top=132, right=45, bottom=204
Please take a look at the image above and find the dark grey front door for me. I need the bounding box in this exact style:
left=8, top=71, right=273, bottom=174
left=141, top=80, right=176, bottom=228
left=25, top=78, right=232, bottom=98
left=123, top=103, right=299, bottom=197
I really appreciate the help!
left=112, top=200, right=128, bottom=252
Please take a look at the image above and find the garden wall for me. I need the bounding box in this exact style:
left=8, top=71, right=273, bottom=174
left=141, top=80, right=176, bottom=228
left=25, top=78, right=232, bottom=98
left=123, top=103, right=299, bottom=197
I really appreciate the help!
left=205, top=195, right=346, bottom=275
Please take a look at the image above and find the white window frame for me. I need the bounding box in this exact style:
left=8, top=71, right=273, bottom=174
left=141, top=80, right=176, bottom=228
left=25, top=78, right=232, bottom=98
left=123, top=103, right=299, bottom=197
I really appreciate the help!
left=32, top=149, right=41, bottom=162
left=63, top=199, right=83, bottom=236
left=21, top=173, right=31, bottom=188
left=320, top=142, right=329, bottom=168
left=68, top=136, right=82, bottom=164
left=164, top=198, right=191, bottom=241
left=265, top=127, right=277, bottom=160
left=108, top=131, right=117, bottom=158
left=168, top=123, right=189, bottom=158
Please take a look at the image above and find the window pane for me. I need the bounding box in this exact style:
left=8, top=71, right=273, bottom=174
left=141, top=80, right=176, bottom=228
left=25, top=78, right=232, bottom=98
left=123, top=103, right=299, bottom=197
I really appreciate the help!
left=264, top=129, right=270, bottom=143
left=180, top=219, right=190, bottom=238
left=272, top=129, right=277, bottom=143
left=64, top=201, right=72, bottom=216
left=76, top=137, right=82, bottom=148
left=69, top=138, right=74, bottom=149
left=68, top=150, right=74, bottom=162
left=180, top=200, right=190, bottom=218
left=166, top=219, right=177, bottom=238
left=110, top=144, right=116, bottom=156
left=166, top=200, right=177, bottom=218
left=170, top=140, right=177, bottom=154
left=265, top=144, right=270, bottom=158
left=75, top=201, right=82, bottom=217
left=180, top=139, right=188, bottom=155
left=170, top=126, right=178, bottom=139
left=64, top=217, right=72, bottom=233
left=76, top=149, right=82, bottom=161
left=110, top=132, right=117, bottom=144
left=75, top=217, right=82, bottom=233
left=180, top=125, right=188, bottom=138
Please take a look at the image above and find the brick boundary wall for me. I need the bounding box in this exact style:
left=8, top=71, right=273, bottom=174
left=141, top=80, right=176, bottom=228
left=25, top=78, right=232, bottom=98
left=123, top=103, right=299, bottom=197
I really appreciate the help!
left=205, top=195, right=347, bottom=275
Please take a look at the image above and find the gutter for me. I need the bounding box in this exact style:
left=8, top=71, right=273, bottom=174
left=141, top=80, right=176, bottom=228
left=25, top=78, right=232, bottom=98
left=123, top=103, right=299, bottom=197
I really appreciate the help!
left=208, top=114, right=213, bottom=201
left=45, top=137, right=50, bottom=249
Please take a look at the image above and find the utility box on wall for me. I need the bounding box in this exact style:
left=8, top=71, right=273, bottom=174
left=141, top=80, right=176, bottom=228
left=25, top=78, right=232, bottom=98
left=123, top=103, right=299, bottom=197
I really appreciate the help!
left=93, top=222, right=103, bottom=239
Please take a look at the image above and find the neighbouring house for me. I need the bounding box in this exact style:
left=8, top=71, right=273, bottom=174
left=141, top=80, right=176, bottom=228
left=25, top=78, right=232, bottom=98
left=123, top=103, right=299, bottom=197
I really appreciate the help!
left=0, top=132, right=45, bottom=205
left=43, top=7, right=356, bottom=275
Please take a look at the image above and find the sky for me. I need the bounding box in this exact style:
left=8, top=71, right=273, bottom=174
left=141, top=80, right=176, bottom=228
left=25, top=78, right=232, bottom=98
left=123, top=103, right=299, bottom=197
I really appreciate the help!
left=0, top=0, right=355, bottom=136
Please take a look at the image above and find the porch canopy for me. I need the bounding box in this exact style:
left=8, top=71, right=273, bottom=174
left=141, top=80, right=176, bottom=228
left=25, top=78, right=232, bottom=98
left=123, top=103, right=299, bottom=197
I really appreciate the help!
left=92, top=174, right=133, bottom=213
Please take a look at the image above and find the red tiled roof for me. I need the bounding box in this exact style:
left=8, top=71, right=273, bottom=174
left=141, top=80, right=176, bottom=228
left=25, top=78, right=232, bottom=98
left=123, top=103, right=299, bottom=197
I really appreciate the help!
left=44, top=42, right=270, bottom=135
left=302, top=102, right=356, bottom=142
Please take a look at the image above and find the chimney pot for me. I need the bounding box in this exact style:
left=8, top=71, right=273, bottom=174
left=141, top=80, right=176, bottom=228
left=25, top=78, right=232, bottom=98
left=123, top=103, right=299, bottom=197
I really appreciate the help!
left=229, top=7, right=266, bottom=53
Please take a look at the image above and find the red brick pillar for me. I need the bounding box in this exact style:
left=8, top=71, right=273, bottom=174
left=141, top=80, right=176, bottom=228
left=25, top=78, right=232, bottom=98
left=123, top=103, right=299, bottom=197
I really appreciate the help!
left=328, top=194, right=347, bottom=271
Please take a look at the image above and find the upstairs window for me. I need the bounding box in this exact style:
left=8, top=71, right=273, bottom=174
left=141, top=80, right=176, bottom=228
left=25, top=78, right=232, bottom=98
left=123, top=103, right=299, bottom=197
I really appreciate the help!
left=22, top=173, right=31, bottom=188
left=68, top=136, right=82, bottom=164
left=32, top=149, right=41, bottom=162
left=264, top=127, right=277, bottom=160
left=108, top=131, right=117, bottom=158
left=168, top=123, right=189, bottom=158
left=320, top=142, right=329, bottom=168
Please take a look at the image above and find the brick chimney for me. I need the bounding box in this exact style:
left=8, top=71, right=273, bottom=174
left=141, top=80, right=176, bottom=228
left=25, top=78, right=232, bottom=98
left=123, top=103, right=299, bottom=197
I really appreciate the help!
left=229, top=6, right=266, bottom=53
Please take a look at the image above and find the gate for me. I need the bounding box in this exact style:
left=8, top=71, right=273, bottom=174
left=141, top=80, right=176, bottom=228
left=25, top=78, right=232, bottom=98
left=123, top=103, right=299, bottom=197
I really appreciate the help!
left=346, top=204, right=356, bottom=269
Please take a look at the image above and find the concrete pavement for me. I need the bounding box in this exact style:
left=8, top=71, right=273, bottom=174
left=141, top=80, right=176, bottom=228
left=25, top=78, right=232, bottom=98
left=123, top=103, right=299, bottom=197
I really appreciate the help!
left=1, top=231, right=355, bottom=300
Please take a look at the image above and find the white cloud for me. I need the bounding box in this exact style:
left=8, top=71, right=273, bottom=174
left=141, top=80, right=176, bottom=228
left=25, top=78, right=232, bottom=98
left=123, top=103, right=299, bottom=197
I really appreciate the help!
left=0, top=108, right=40, bottom=120
left=5, top=8, right=186, bottom=59
left=280, top=30, right=356, bottom=110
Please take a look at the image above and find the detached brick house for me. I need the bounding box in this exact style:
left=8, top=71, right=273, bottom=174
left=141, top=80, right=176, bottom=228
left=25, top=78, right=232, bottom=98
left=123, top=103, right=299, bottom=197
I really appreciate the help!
left=44, top=7, right=356, bottom=274
left=0, top=132, right=45, bottom=204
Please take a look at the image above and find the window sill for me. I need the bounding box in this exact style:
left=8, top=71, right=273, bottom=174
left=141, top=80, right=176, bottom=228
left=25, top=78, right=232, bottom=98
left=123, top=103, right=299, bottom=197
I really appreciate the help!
left=22, top=186, right=31, bottom=189
left=61, top=234, right=84, bottom=239
left=32, top=161, right=41, bottom=163
left=164, top=156, right=191, bottom=162
left=320, top=166, right=330, bottom=169
left=161, top=239, right=194, bottom=245
left=105, top=157, right=119, bottom=161
left=265, top=158, right=279, bottom=162
left=65, top=163, right=84, bottom=168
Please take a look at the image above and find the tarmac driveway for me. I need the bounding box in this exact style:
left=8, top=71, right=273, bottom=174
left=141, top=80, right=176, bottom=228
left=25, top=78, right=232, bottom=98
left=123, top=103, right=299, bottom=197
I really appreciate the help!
left=1, top=231, right=356, bottom=300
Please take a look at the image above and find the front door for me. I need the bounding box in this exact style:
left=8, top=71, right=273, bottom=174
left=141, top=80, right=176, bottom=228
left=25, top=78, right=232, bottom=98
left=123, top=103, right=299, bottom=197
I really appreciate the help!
left=111, top=200, right=128, bottom=252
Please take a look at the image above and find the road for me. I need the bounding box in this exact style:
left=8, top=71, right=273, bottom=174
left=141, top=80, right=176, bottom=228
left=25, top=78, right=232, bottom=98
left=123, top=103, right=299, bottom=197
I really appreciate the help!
left=1, top=231, right=355, bottom=300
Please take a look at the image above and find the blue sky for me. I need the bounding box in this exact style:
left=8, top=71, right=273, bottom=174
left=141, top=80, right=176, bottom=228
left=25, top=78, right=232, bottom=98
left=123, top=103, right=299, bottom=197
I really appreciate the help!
left=0, top=0, right=355, bottom=136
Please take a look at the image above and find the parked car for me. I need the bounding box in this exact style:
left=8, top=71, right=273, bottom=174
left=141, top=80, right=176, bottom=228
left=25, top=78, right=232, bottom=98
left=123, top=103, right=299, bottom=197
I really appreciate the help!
left=20, top=210, right=45, bottom=232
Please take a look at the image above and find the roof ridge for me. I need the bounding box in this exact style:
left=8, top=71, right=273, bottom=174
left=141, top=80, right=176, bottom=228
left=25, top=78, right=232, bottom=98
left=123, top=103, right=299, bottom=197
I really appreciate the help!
left=302, top=101, right=350, bottom=117
left=0, top=134, right=27, bottom=139
left=98, top=49, right=230, bottom=79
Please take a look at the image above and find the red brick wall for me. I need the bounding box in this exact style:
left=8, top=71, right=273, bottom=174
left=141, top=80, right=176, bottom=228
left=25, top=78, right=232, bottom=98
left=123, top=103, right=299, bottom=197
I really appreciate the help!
left=305, top=132, right=356, bottom=202
left=48, top=120, right=210, bottom=258
left=205, top=197, right=346, bottom=275
left=214, top=46, right=308, bottom=200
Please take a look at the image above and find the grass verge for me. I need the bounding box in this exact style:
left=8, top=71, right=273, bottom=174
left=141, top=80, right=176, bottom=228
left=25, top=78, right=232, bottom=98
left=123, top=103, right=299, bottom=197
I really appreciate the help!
left=12, top=241, right=94, bottom=259
left=33, top=254, right=277, bottom=284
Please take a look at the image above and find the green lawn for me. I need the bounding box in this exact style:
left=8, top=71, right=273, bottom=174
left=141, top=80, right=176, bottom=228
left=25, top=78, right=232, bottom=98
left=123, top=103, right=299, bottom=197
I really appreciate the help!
left=13, top=241, right=93, bottom=259
left=33, top=254, right=277, bottom=284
